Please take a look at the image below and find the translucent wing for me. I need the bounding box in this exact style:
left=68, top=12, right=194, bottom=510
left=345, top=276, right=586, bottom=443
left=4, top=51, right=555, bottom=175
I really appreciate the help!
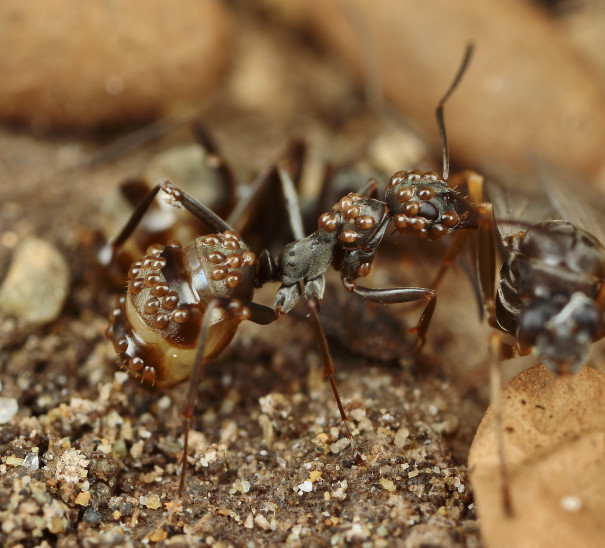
left=529, top=155, right=605, bottom=244
left=484, top=157, right=605, bottom=244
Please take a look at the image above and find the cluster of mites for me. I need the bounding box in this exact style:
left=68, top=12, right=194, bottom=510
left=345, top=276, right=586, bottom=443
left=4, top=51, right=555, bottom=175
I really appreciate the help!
left=386, top=169, right=463, bottom=239
left=197, top=231, right=257, bottom=290
left=106, top=233, right=255, bottom=385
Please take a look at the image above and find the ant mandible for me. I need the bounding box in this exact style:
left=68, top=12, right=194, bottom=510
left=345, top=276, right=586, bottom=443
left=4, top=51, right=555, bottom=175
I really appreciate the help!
left=102, top=44, right=479, bottom=499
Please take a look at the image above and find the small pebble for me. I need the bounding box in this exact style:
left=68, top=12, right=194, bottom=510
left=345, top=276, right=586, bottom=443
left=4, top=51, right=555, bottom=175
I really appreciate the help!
left=329, top=438, right=350, bottom=454
left=0, top=237, right=69, bottom=325
left=230, top=479, right=251, bottom=495
left=297, top=481, right=313, bottom=495
left=0, top=397, right=18, bottom=424
left=254, top=514, right=272, bottom=532
left=83, top=507, right=101, bottom=526
left=309, top=470, right=322, bottom=483
left=380, top=478, right=396, bottom=492
left=393, top=427, right=410, bottom=448
left=75, top=491, right=91, bottom=506
left=144, top=494, right=162, bottom=510
left=22, top=452, right=39, bottom=471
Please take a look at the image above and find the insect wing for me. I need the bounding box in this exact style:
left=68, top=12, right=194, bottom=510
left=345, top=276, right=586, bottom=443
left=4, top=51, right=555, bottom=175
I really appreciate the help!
left=530, top=155, right=605, bottom=244
left=484, top=175, right=558, bottom=241
left=484, top=157, right=605, bottom=245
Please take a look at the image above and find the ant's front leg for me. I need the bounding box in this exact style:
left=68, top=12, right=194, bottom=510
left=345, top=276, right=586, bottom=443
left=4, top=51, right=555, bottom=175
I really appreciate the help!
left=341, top=278, right=436, bottom=356
left=429, top=170, right=487, bottom=291
left=303, top=275, right=354, bottom=440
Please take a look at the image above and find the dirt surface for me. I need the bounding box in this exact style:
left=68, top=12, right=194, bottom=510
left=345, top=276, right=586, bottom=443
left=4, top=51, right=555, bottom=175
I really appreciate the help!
left=1, top=3, right=604, bottom=547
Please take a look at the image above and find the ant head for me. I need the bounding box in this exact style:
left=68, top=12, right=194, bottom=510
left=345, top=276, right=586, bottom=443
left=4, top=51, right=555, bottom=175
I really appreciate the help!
left=385, top=169, right=476, bottom=239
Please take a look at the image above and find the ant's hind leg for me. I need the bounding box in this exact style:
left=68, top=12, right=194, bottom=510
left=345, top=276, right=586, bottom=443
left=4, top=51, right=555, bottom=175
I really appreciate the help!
left=100, top=181, right=237, bottom=267
left=487, top=333, right=518, bottom=517
left=306, top=291, right=354, bottom=440
left=176, top=297, right=276, bottom=500
left=275, top=168, right=355, bottom=439
left=341, top=279, right=436, bottom=356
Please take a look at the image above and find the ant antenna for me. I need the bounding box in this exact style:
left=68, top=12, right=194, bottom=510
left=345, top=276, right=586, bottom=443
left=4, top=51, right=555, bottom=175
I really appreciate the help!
left=437, top=44, right=474, bottom=181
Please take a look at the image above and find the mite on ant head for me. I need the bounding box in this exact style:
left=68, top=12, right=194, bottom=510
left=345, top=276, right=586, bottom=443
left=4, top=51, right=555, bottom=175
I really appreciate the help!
left=470, top=163, right=605, bottom=516
left=102, top=44, right=479, bottom=501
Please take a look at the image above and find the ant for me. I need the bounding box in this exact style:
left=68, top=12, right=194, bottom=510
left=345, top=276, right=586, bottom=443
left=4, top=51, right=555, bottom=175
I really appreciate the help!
left=467, top=167, right=605, bottom=516
left=102, top=44, right=480, bottom=501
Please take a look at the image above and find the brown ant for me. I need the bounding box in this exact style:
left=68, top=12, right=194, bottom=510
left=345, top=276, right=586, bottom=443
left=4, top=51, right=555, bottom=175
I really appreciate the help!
left=102, top=44, right=480, bottom=501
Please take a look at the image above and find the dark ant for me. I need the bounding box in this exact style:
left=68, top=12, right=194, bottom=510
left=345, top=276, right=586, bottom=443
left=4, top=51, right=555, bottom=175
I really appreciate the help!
left=273, top=45, right=481, bottom=352
left=102, top=44, right=479, bottom=501
left=469, top=165, right=605, bottom=516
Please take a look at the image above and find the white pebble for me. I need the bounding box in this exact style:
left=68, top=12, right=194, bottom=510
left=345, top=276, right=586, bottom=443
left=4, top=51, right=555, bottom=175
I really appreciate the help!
left=0, top=397, right=18, bottom=424
left=0, top=237, right=69, bottom=325
left=560, top=495, right=582, bottom=512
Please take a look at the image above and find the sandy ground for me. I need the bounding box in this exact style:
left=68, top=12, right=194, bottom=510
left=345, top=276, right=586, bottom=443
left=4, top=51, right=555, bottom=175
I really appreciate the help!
left=1, top=3, right=605, bottom=547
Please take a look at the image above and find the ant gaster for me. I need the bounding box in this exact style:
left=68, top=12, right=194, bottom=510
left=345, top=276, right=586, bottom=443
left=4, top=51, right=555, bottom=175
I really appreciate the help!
left=102, top=44, right=479, bottom=500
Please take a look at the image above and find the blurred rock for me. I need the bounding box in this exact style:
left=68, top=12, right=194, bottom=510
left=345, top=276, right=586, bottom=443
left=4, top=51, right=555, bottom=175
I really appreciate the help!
left=469, top=364, right=605, bottom=548
left=0, top=0, right=233, bottom=129
left=0, top=237, right=70, bottom=325
left=294, top=0, right=605, bottom=187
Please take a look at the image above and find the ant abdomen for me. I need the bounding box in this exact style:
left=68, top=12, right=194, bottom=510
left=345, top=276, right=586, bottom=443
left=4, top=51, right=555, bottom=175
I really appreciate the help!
left=106, top=233, right=256, bottom=387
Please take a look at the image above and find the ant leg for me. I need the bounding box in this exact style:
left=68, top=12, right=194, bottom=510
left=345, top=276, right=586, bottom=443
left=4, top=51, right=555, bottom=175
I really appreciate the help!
left=99, top=184, right=163, bottom=266
left=430, top=170, right=487, bottom=291
left=341, top=279, right=436, bottom=356
left=160, top=182, right=236, bottom=233
left=227, top=142, right=306, bottom=239
left=276, top=169, right=354, bottom=439
left=190, top=120, right=238, bottom=215
left=175, top=297, right=277, bottom=500
left=225, top=166, right=277, bottom=231
left=360, top=178, right=379, bottom=199
left=488, top=333, right=517, bottom=517
left=176, top=298, right=221, bottom=499
left=307, top=292, right=354, bottom=439
left=100, top=181, right=238, bottom=267
left=278, top=167, right=305, bottom=240
left=476, top=202, right=497, bottom=324
left=430, top=229, right=472, bottom=290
